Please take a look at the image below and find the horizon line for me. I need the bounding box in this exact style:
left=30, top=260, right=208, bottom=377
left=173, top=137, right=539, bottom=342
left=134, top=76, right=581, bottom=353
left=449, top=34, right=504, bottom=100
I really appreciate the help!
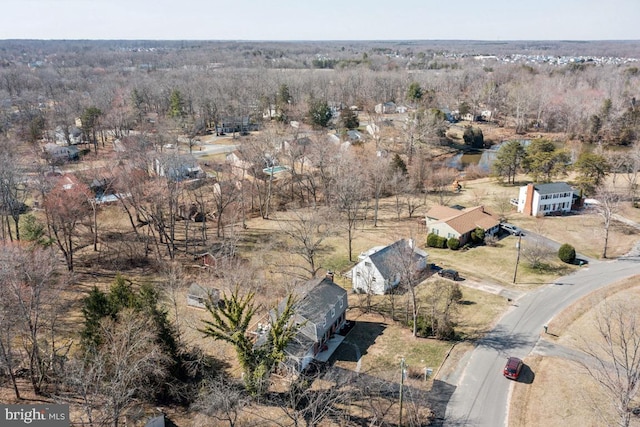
left=1, top=38, right=639, bottom=43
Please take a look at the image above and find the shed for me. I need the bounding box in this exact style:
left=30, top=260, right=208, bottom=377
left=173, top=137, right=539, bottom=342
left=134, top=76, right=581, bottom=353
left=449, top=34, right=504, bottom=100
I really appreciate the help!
left=186, top=283, right=219, bottom=309
left=144, top=415, right=177, bottom=427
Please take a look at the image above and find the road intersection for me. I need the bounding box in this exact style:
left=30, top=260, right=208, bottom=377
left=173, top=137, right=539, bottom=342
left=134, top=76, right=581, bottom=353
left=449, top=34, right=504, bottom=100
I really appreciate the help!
left=440, top=255, right=640, bottom=426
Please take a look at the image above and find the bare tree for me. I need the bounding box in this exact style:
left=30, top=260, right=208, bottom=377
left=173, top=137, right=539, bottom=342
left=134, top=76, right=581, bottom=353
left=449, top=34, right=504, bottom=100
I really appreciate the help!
left=491, top=191, right=514, bottom=222
left=388, top=170, right=409, bottom=220
left=333, top=155, right=368, bottom=262
left=0, top=242, right=68, bottom=396
left=277, top=208, right=334, bottom=279
left=94, top=309, right=172, bottom=427
left=425, top=167, right=459, bottom=206
left=365, top=153, right=391, bottom=227
left=65, top=352, right=107, bottom=427
left=578, top=300, right=640, bottom=427
left=239, top=136, right=280, bottom=219
left=0, top=137, right=27, bottom=242
left=594, top=185, right=622, bottom=259
left=43, top=178, right=92, bottom=271
left=620, top=142, right=640, bottom=206
left=274, top=368, right=357, bottom=427
left=212, top=178, right=241, bottom=239
left=192, top=376, right=245, bottom=427
left=0, top=276, right=21, bottom=399
left=161, top=261, right=185, bottom=343
left=390, top=238, right=426, bottom=337
left=425, top=279, right=463, bottom=340
left=521, top=218, right=553, bottom=269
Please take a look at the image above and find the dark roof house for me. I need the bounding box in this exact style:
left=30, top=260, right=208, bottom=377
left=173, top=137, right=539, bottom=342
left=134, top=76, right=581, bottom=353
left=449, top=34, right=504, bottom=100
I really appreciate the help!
left=271, top=276, right=348, bottom=373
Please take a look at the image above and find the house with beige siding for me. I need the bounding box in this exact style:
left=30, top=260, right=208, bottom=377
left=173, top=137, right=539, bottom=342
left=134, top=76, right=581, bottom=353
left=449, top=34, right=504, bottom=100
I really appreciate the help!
left=426, top=205, right=500, bottom=245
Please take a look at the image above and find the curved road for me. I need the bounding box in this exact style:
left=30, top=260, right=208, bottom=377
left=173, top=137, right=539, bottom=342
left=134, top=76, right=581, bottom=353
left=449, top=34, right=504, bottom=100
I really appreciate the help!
left=443, top=257, right=640, bottom=426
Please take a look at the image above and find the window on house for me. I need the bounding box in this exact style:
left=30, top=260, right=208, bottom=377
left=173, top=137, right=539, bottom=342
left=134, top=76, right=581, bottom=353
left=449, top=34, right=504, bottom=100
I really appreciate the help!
left=372, top=277, right=376, bottom=282
left=356, top=271, right=361, bottom=277
left=365, top=261, right=371, bottom=267
left=339, top=297, right=343, bottom=308
left=331, top=307, right=335, bottom=318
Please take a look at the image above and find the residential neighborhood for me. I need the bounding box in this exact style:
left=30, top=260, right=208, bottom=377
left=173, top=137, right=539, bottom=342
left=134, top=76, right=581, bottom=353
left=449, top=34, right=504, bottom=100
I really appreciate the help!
left=0, top=36, right=639, bottom=427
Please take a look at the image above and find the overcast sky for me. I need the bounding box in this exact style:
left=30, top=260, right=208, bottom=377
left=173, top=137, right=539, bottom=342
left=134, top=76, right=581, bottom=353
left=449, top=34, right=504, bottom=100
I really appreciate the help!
left=2, top=0, right=639, bottom=41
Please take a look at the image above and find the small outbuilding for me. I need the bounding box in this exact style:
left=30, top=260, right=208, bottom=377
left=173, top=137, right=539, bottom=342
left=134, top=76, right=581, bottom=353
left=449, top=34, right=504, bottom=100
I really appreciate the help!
left=144, top=415, right=177, bottom=427
left=186, top=283, right=219, bottom=309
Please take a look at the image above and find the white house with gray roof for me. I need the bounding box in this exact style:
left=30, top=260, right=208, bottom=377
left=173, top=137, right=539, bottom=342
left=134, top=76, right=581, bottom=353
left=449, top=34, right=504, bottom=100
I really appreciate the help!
left=351, top=239, right=427, bottom=295
left=517, top=182, right=574, bottom=216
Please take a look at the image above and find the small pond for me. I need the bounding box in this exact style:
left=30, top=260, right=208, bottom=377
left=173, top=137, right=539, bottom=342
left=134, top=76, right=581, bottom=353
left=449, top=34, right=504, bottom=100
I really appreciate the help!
left=446, top=140, right=531, bottom=171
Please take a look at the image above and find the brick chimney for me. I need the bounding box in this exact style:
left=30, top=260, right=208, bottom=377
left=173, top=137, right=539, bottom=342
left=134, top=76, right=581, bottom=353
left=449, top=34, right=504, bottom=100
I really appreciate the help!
left=523, top=183, right=535, bottom=216
left=326, top=271, right=335, bottom=281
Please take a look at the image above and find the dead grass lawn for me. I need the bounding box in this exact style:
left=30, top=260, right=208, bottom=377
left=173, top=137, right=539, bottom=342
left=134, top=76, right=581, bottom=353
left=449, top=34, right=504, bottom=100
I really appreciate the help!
left=509, top=278, right=640, bottom=427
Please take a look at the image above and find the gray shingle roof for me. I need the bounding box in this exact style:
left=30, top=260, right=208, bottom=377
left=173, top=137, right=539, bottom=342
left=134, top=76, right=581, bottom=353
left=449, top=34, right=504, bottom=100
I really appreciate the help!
left=291, top=277, right=347, bottom=341
left=369, top=239, right=426, bottom=280
left=534, top=182, right=573, bottom=195
left=271, top=277, right=347, bottom=362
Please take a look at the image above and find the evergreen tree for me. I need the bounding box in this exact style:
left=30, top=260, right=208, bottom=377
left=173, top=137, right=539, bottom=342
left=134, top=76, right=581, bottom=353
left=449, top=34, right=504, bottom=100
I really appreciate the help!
left=340, top=108, right=359, bottom=130
left=80, top=275, right=178, bottom=361
left=390, top=153, right=408, bottom=175
left=169, top=89, right=185, bottom=119
left=81, top=106, right=102, bottom=152
left=492, top=140, right=526, bottom=184
left=463, top=126, right=484, bottom=148
left=407, top=82, right=423, bottom=102
left=307, top=99, right=332, bottom=128
left=522, top=139, right=570, bottom=182
left=573, top=152, right=610, bottom=195
left=200, top=289, right=299, bottom=396
left=81, top=286, right=112, bottom=348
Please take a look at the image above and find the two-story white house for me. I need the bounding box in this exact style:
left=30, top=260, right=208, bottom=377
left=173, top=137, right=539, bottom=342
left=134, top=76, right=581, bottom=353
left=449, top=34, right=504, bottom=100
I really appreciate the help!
left=351, top=239, right=428, bottom=295
left=517, top=182, right=574, bottom=216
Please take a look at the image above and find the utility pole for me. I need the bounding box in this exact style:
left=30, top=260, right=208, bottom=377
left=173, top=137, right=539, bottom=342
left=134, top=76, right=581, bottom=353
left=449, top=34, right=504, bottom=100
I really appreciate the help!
left=399, top=358, right=406, bottom=426
left=513, top=234, right=522, bottom=284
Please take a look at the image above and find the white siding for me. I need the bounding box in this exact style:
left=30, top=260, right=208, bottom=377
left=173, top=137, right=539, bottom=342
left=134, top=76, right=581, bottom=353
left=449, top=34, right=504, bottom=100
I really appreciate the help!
left=352, top=258, right=387, bottom=294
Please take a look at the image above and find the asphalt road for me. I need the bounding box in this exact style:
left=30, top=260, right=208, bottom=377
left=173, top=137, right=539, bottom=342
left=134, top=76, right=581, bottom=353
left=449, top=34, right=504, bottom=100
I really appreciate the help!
left=442, top=257, right=640, bottom=426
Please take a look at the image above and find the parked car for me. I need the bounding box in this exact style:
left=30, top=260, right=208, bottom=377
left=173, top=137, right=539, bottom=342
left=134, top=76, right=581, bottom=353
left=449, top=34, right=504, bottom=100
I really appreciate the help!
left=438, top=269, right=460, bottom=281
left=503, top=357, right=523, bottom=380
left=501, top=223, right=524, bottom=236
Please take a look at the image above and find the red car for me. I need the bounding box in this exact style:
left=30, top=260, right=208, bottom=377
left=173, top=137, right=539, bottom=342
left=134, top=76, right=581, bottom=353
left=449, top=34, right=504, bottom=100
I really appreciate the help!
left=503, top=357, right=523, bottom=380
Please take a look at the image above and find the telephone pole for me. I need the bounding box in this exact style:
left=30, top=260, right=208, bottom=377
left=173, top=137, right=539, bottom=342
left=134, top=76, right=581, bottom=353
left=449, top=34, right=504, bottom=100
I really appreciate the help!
left=513, top=234, right=522, bottom=284
left=399, top=358, right=406, bottom=426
